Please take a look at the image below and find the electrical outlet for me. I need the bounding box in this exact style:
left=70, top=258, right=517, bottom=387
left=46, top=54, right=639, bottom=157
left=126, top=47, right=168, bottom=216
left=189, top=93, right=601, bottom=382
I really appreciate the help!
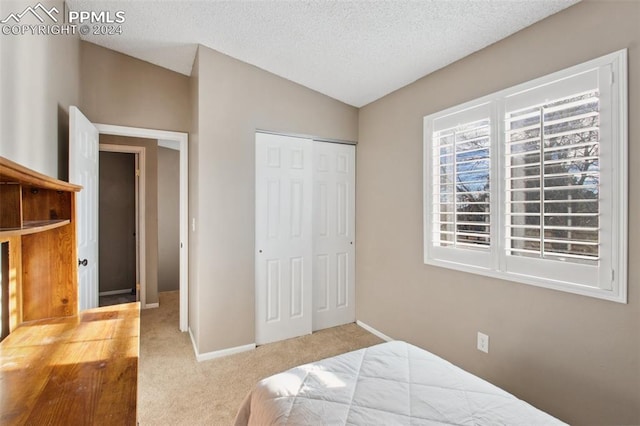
left=477, top=332, right=489, bottom=353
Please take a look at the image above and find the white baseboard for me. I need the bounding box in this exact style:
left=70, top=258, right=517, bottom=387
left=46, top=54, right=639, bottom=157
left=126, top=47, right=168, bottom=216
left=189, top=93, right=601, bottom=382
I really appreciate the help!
left=99, top=289, right=132, bottom=296
left=197, top=343, right=256, bottom=362
left=143, top=302, right=159, bottom=309
left=356, top=320, right=393, bottom=342
left=188, top=327, right=255, bottom=362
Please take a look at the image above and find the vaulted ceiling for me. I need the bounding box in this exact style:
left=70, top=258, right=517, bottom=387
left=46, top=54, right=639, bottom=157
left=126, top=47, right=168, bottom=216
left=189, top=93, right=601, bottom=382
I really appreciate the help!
left=68, top=0, right=579, bottom=107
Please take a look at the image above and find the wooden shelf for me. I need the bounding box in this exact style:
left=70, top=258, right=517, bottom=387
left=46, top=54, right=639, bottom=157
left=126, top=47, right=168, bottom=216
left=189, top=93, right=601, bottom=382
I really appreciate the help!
left=0, top=157, right=81, bottom=192
left=0, top=220, right=71, bottom=239
left=0, top=155, right=82, bottom=328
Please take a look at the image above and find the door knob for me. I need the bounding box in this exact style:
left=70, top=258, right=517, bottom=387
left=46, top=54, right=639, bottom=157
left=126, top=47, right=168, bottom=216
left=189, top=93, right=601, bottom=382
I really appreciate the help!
left=78, top=259, right=88, bottom=266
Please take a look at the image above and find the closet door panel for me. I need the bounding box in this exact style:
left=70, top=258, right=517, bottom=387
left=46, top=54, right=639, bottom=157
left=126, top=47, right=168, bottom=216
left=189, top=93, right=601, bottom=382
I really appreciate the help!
left=312, top=142, right=356, bottom=331
left=255, top=133, right=313, bottom=345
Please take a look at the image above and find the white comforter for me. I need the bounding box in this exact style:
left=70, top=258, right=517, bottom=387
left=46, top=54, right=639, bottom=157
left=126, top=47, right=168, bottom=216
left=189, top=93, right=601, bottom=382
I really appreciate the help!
left=235, top=341, right=566, bottom=425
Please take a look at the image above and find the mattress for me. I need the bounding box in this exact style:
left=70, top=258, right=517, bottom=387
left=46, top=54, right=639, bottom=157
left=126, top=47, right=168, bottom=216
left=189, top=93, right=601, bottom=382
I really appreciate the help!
left=235, top=340, right=565, bottom=425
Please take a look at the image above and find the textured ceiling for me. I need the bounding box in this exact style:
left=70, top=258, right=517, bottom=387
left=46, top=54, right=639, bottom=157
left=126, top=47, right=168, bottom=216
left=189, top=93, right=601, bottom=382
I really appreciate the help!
left=67, top=0, right=579, bottom=107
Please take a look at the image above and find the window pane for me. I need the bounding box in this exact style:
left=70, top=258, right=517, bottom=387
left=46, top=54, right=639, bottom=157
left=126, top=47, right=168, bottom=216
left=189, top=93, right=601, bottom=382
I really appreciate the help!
left=506, top=90, right=600, bottom=263
left=433, top=118, right=490, bottom=250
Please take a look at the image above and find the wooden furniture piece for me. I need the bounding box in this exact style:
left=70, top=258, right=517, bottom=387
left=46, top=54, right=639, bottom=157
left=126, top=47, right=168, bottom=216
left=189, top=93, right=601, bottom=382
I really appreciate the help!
left=0, top=303, right=139, bottom=425
left=0, top=156, right=140, bottom=425
left=0, top=156, right=81, bottom=328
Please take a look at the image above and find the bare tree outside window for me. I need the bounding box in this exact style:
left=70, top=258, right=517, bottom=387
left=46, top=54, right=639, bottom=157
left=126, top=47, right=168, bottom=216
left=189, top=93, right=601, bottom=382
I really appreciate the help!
left=434, top=119, right=491, bottom=250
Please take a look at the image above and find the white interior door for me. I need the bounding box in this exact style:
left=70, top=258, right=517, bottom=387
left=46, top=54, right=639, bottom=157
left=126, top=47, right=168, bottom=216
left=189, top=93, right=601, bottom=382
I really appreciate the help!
left=69, top=106, right=99, bottom=311
left=255, top=133, right=313, bottom=345
left=312, top=142, right=356, bottom=331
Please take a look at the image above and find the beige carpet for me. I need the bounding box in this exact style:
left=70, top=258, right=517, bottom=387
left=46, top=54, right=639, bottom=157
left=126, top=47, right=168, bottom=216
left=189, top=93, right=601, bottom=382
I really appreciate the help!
left=139, top=291, right=383, bottom=425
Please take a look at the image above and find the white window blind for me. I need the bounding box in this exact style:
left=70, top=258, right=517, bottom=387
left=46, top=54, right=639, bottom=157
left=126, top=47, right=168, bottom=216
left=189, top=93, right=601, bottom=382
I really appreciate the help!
left=424, top=50, right=627, bottom=303
left=432, top=118, right=491, bottom=250
left=426, top=103, right=494, bottom=269
left=505, top=89, right=600, bottom=264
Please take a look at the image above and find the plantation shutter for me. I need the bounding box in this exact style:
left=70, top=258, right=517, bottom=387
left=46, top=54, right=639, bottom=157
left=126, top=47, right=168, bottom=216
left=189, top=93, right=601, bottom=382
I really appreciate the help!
left=426, top=102, right=493, bottom=268
left=425, top=50, right=626, bottom=302
left=503, top=68, right=607, bottom=288
left=505, top=89, right=600, bottom=262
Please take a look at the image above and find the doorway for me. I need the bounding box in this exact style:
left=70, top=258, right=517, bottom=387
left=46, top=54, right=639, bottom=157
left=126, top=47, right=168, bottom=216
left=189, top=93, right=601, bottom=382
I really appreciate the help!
left=98, top=144, right=146, bottom=307
left=98, top=151, right=137, bottom=306
left=70, top=108, right=189, bottom=331
left=95, top=124, right=189, bottom=332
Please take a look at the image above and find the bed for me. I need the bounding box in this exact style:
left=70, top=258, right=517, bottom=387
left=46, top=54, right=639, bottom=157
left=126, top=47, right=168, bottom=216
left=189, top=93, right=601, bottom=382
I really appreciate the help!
left=235, top=340, right=565, bottom=425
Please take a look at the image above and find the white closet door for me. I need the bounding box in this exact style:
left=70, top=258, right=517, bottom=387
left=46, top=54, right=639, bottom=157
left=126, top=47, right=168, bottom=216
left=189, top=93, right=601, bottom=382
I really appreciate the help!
left=312, top=142, right=356, bottom=331
left=255, top=133, right=313, bottom=345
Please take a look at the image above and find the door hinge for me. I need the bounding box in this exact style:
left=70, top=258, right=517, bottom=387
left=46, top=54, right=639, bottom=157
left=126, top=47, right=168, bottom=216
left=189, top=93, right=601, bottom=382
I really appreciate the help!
left=609, top=70, right=614, bottom=85
left=135, top=169, right=141, bottom=177
left=136, top=283, right=141, bottom=291
left=612, top=269, right=615, bottom=282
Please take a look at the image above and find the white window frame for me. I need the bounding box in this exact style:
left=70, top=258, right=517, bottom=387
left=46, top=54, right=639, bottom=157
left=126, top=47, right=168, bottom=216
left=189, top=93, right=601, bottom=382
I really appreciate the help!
left=423, top=49, right=628, bottom=303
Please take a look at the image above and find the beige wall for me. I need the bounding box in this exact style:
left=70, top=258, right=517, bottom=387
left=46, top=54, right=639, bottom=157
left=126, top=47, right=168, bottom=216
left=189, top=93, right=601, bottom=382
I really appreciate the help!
left=80, top=41, right=190, bottom=133
left=0, top=0, right=79, bottom=179
left=100, top=135, right=160, bottom=305
left=158, top=146, right=180, bottom=292
left=191, top=45, right=358, bottom=354
left=356, top=1, right=640, bottom=424
left=99, top=152, right=136, bottom=293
